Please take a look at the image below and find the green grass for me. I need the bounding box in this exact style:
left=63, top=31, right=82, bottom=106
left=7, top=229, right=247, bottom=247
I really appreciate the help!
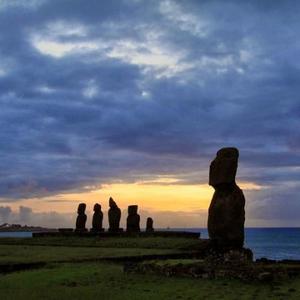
left=0, top=236, right=203, bottom=250
left=0, top=237, right=197, bottom=265
left=1, top=237, right=300, bottom=299
left=0, top=244, right=179, bottom=264
left=1, top=262, right=299, bottom=300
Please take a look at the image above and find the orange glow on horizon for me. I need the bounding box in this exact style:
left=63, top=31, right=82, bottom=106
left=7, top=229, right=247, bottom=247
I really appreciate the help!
left=4, top=179, right=266, bottom=214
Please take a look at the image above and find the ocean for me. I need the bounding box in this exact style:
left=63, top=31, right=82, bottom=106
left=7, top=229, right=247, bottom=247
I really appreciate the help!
left=0, top=228, right=299, bottom=260
left=193, top=227, right=300, bottom=260
left=0, top=231, right=32, bottom=238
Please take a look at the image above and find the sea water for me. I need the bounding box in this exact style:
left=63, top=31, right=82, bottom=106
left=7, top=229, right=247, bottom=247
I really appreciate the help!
left=244, top=228, right=300, bottom=260
left=185, top=227, right=300, bottom=260
left=0, top=232, right=32, bottom=238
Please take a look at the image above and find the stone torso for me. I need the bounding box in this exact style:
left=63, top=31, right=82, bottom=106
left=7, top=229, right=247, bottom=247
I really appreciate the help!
left=92, top=211, right=103, bottom=231
left=208, top=184, right=245, bottom=248
left=108, top=207, right=121, bottom=231
left=126, top=205, right=140, bottom=233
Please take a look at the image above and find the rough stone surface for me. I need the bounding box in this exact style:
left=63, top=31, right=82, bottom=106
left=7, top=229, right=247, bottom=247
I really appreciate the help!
left=75, top=203, right=87, bottom=232
left=146, top=217, right=154, bottom=232
left=126, top=205, right=140, bottom=233
left=91, top=203, right=103, bottom=232
left=125, top=257, right=298, bottom=282
left=208, top=147, right=245, bottom=249
left=108, top=197, right=121, bottom=232
left=205, top=248, right=253, bottom=265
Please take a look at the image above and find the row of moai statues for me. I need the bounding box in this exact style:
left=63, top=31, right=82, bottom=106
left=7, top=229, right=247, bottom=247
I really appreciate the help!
left=76, top=147, right=245, bottom=248
left=208, top=147, right=245, bottom=249
left=75, top=197, right=154, bottom=233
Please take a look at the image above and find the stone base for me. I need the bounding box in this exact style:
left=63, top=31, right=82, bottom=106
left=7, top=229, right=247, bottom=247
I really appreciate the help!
left=204, top=246, right=254, bottom=264
left=58, top=228, right=74, bottom=233
left=125, top=255, right=300, bottom=282
left=108, top=228, right=124, bottom=233
left=32, top=230, right=200, bottom=239
left=74, top=228, right=88, bottom=233
left=90, top=228, right=105, bottom=233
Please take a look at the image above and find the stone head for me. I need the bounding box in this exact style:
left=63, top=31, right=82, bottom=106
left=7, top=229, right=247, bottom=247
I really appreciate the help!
left=77, top=203, right=86, bottom=214
left=209, top=147, right=239, bottom=188
left=128, top=205, right=138, bottom=215
left=146, top=217, right=153, bottom=226
left=94, top=203, right=101, bottom=212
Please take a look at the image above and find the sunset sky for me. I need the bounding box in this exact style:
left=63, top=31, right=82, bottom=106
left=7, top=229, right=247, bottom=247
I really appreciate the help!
left=0, top=0, right=299, bottom=228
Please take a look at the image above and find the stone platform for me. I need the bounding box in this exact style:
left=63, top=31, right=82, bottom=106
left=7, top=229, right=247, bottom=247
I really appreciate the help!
left=32, top=230, right=200, bottom=239
left=124, top=257, right=300, bottom=282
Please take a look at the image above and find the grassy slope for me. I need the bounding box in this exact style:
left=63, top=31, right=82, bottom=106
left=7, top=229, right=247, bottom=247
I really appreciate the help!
left=0, top=245, right=177, bottom=264
left=0, top=237, right=199, bottom=264
left=0, top=237, right=198, bottom=264
left=1, top=262, right=299, bottom=300
left=0, top=236, right=202, bottom=250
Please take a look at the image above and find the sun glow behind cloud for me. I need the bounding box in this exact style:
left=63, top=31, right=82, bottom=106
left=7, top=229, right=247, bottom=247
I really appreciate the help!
left=4, top=179, right=265, bottom=218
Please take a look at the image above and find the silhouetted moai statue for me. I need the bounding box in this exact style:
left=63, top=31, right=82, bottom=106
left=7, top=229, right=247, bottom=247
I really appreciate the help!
left=91, top=203, right=103, bottom=232
left=75, top=203, right=87, bottom=232
left=108, top=197, right=121, bottom=232
left=146, top=217, right=154, bottom=232
left=208, top=147, right=245, bottom=249
left=126, top=205, right=140, bottom=233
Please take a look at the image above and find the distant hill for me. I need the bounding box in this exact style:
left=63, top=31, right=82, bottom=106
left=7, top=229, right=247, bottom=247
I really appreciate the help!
left=0, top=223, right=57, bottom=232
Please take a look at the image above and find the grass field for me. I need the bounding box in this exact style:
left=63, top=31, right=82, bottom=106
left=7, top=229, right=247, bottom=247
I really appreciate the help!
left=0, top=244, right=178, bottom=264
left=0, top=236, right=202, bottom=250
left=1, top=262, right=300, bottom=300
left=0, top=236, right=299, bottom=300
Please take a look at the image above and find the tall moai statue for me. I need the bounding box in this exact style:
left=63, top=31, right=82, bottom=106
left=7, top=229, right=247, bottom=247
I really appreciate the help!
left=126, top=205, right=140, bottom=233
left=75, top=203, right=87, bottom=232
left=108, top=197, right=121, bottom=232
left=146, top=217, right=154, bottom=232
left=208, top=147, right=245, bottom=249
left=91, top=203, right=103, bottom=232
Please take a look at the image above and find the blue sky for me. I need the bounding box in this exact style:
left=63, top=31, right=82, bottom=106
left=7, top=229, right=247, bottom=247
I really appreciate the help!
left=0, top=0, right=299, bottom=227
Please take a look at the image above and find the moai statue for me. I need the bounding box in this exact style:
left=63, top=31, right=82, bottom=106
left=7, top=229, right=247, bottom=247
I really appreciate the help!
left=146, top=217, right=154, bottom=232
left=75, top=203, right=87, bottom=232
left=126, top=205, right=140, bottom=233
left=108, top=197, right=121, bottom=232
left=208, top=147, right=245, bottom=249
left=91, top=203, right=103, bottom=232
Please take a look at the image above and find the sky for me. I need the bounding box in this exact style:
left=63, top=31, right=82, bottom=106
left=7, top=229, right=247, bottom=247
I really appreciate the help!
left=0, top=0, right=299, bottom=228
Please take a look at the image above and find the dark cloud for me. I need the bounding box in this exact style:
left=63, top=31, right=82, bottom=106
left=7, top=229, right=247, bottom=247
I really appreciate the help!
left=245, top=182, right=300, bottom=227
left=0, top=1, right=299, bottom=224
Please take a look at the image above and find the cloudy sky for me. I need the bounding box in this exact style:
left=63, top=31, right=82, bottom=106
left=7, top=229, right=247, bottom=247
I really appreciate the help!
left=0, top=0, right=299, bottom=228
